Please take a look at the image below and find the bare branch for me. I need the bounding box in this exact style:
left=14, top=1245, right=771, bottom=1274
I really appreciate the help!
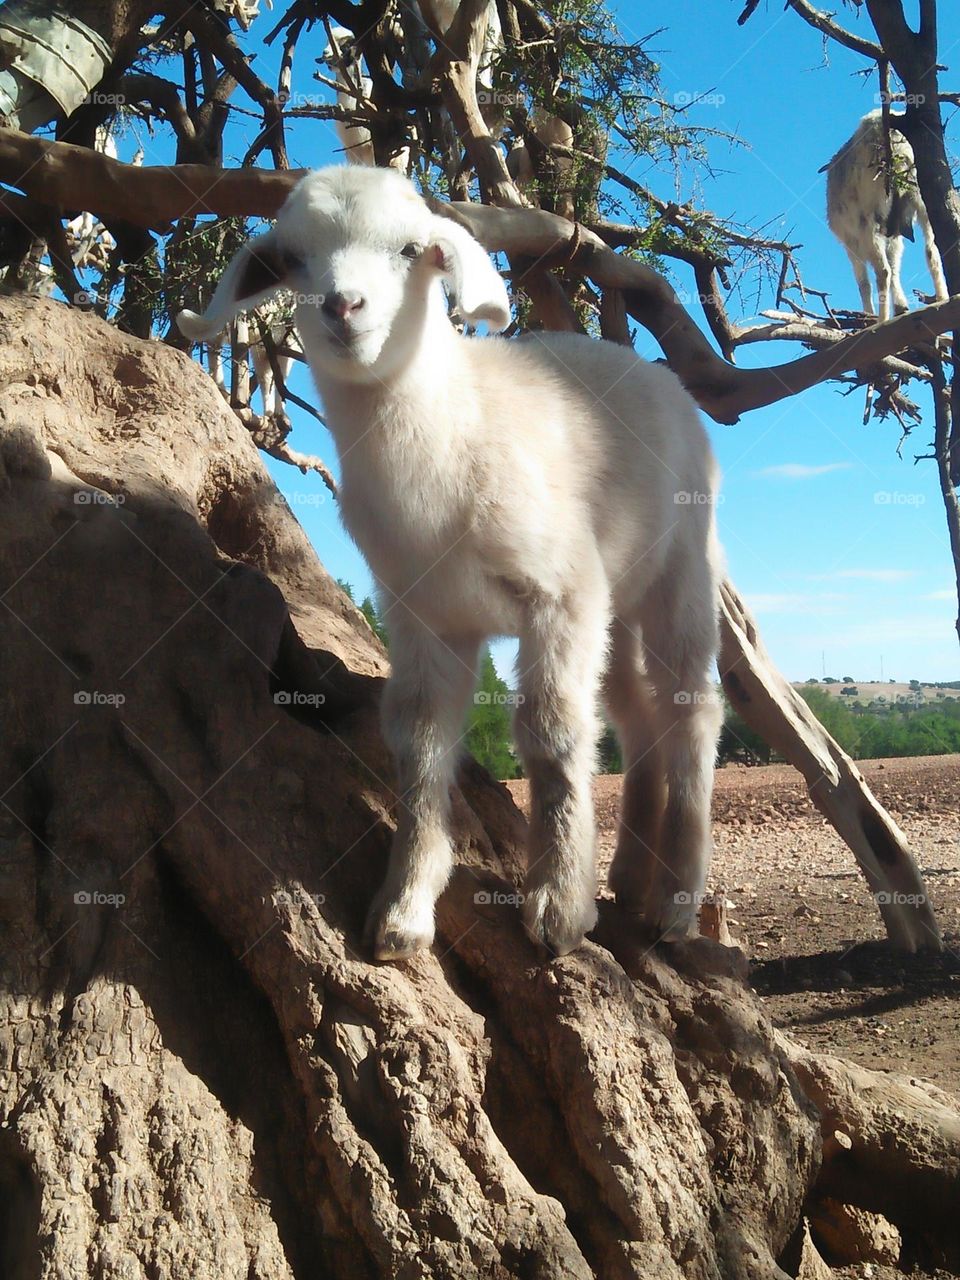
left=741, top=0, right=884, bottom=60
left=164, top=0, right=288, bottom=168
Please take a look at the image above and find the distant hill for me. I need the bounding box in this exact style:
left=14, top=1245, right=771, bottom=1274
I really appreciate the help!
left=793, top=679, right=960, bottom=707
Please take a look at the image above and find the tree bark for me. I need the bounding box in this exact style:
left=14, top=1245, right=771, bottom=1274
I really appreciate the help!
left=2, top=289, right=959, bottom=1280
left=2, top=291, right=956, bottom=1279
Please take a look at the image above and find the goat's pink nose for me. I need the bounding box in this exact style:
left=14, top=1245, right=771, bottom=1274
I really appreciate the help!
left=322, top=290, right=365, bottom=320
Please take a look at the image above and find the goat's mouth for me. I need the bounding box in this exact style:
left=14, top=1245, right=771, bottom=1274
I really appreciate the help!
left=324, top=327, right=379, bottom=362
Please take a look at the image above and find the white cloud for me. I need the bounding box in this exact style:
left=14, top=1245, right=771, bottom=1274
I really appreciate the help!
left=756, top=462, right=854, bottom=480
left=745, top=592, right=848, bottom=615
left=924, top=588, right=956, bottom=601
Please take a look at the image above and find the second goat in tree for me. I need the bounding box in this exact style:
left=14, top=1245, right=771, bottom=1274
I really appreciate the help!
left=824, top=109, right=948, bottom=320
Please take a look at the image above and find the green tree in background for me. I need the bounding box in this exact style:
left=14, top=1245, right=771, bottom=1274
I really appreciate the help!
left=597, top=722, right=623, bottom=774
left=796, top=686, right=960, bottom=759
left=360, top=597, right=388, bottom=647
left=338, top=579, right=388, bottom=647
left=717, top=699, right=772, bottom=765
left=467, top=650, right=520, bottom=780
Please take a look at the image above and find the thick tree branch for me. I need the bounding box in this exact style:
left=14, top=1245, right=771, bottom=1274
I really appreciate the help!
left=427, top=0, right=523, bottom=207
left=4, top=129, right=960, bottom=425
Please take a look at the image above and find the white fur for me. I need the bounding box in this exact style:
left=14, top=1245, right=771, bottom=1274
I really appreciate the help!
left=825, top=110, right=948, bottom=320
left=177, top=166, right=723, bottom=961
left=321, top=27, right=378, bottom=167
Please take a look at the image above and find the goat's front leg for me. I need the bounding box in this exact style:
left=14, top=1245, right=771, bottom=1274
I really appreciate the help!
left=515, top=582, right=609, bottom=956
left=366, top=625, right=479, bottom=961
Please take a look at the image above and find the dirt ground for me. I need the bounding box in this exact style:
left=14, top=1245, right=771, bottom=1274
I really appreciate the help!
left=506, top=754, right=960, bottom=1101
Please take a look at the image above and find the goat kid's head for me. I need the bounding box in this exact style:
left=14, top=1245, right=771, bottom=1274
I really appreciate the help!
left=177, top=166, right=511, bottom=384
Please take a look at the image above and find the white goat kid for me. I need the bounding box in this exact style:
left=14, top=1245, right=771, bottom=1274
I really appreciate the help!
left=825, top=109, right=948, bottom=320
left=178, top=166, right=723, bottom=961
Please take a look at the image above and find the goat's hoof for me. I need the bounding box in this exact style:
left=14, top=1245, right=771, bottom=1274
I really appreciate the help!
left=364, top=900, right=435, bottom=962
left=654, top=890, right=701, bottom=940
left=616, top=891, right=698, bottom=942
left=373, top=926, right=433, bottom=962
left=521, top=883, right=598, bottom=958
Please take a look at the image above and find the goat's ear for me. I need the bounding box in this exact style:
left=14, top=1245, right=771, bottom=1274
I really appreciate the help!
left=428, top=218, right=511, bottom=332
left=177, top=229, right=289, bottom=342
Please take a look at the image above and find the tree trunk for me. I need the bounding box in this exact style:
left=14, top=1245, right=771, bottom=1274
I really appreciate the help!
left=1, top=294, right=958, bottom=1278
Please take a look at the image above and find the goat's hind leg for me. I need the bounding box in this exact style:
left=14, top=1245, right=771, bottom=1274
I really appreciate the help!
left=366, top=624, right=479, bottom=960
left=516, top=578, right=609, bottom=955
left=887, top=234, right=911, bottom=314
left=917, top=205, right=949, bottom=301
left=603, top=617, right=667, bottom=914
left=846, top=248, right=875, bottom=315
left=634, top=578, right=722, bottom=939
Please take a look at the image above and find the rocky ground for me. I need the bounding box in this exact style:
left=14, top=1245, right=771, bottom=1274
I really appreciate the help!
left=508, top=754, right=960, bottom=1100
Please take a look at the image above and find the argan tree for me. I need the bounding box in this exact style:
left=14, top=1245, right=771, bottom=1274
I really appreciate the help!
left=1, top=2, right=960, bottom=1276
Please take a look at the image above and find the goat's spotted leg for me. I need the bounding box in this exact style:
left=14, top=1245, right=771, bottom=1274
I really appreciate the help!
left=366, top=622, right=479, bottom=960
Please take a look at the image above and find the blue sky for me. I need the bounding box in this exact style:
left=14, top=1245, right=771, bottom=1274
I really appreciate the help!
left=114, top=1, right=960, bottom=683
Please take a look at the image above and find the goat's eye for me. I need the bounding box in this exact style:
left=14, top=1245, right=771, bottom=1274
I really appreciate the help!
left=399, top=242, right=423, bottom=260
left=282, top=249, right=305, bottom=273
